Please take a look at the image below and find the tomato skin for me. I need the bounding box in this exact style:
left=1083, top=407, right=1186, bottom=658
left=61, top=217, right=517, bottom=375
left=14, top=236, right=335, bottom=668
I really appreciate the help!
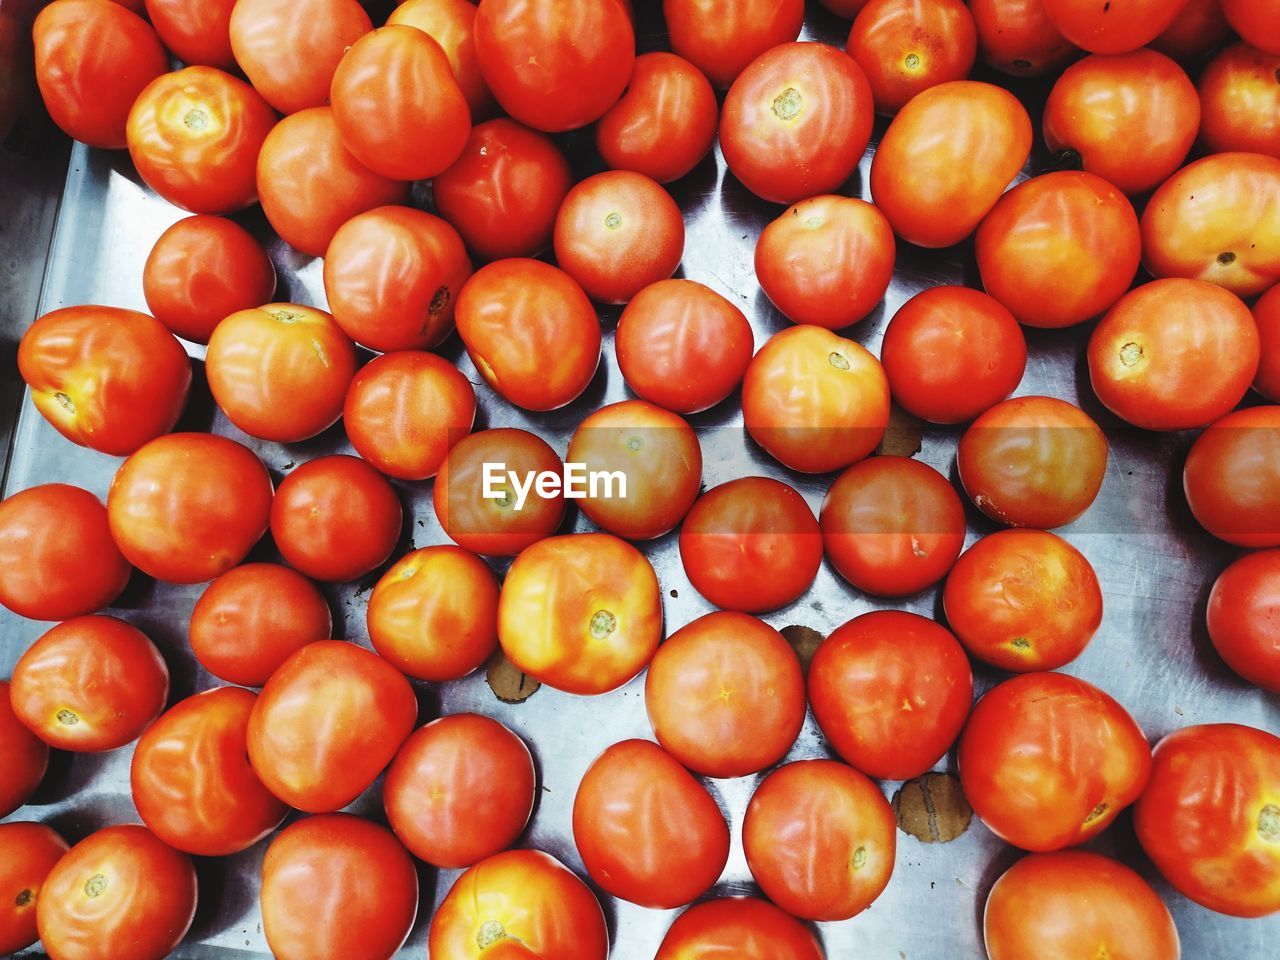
left=959, top=672, right=1152, bottom=852
left=1088, top=279, right=1260, bottom=431
left=144, top=0, right=236, bottom=68
left=969, top=0, right=1075, bottom=77
left=1043, top=0, right=1188, bottom=53
left=1207, top=550, right=1280, bottom=692
left=645, top=611, right=806, bottom=778
left=656, top=898, right=824, bottom=960
left=261, top=814, right=418, bottom=960
left=1253, top=285, right=1280, bottom=401
left=387, top=0, right=496, bottom=120
left=1199, top=43, right=1280, bottom=159
left=1222, top=0, right=1280, bottom=54
left=1184, top=406, right=1280, bottom=548
left=756, top=196, right=895, bottom=330
left=664, top=0, right=804, bottom=88
left=1152, top=0, right=1231, bottom=60
left=0, top=681, right=48, bottom=819
left=36, top=825, right=196, bottom=960
left=33, top=0, right=168, bottom=149
left=0, top=822, right=68, bottom=956
left=720, top=42, right=874, bottom=206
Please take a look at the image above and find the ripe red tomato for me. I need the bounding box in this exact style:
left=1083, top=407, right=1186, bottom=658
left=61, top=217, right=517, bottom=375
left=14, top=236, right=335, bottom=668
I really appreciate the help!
left=1042, top=0, right=1187, bottom=53
left=1207, top=550, right=1280, bottom=692
left=1253, top=285, right=1280, bottom=400
left=108, top=433, right=273, bottom=584
left=743, top=325, right=890, bottom=474
left=270, top=455, right=403, bottom=582
left=615, top=279, right=754, bottom=414
left=984, top=851, right=1181, bottom=960
left=976, top=171, right=1141, bottom=328
left=958, top=396, right=1108, bottom=529
left=0, top=822, right=68, bottom=956
left=755, top=195, right=894, bottom=329
left=1152, top=0, right=1231, bottom=60
left=969, top=0, right=1075, bottom=77
left=871, top=80, right=1032, bottom=248
left=248, top=641, right=417, bottom=812
left=846, top=0, right=977, bottom=114
left=1222, top=0, right=1280, bottom=54
left=744, top=759, right=895, bottom=921
left=387, top=0, right=496, bottom=120
left=32, top=0, right=168, bottom=149
left=645, top=611, right=806, bottom=778
left=37, top=826, right=196, bottom=960
left=189, top=563, right=331, bottom=687
left=498, top=533, right=662, bottom=695
left=664, top=0, right=804, bottom=88
left=959, top=672, right=1152, bottom=851
left=144, top=0, right=236, bottom=68
left=1184, top=406, right=1280, bottom=548
left=384, top=714, right=535, bottom=868
left=261, top=815, right=418, bottom=960
left=680, top=477, right=823, bottom=612
left=720, top=42, right=874, bottom=205
left=1088, top=278, right=1260, bottom=430
left=18, top=306, right=191, bottom=457
left=0, top=484, right=130, bottom=621
left=0, top=682, right=48, bottom=819
left=656, top=898, right=824, bottom=960
left=1199, top=43, right=1280, bottom=159
left=455, top=259, right=601, bottom=411
left=573, top=739, right=730, bottom=909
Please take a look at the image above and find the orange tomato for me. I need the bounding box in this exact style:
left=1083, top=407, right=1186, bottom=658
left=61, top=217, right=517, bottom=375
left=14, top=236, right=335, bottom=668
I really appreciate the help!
left=387, top=0, right=496, bottom=119
left=664, top=0, right=804, bottom=88
left=144, top=0, right=237, bottom=68
left=1252, top=284, right=1280, bottom=401
left=1199, top=42, right=1280, bottom=159
left=1183, top=405, right=1280, bottom=548
left=969, top=0, right=1076, bottom=77
left=1222, top=0, right=1280, bottom=54
left=0, top=681, right=48, bottom=819
left=846, top=0, right=978, bottom=114
left=656, top=898, right=825, bottom=960
left=1042, top=0, right=1189, bottom=53
left=0, top=822, right=68, bottom=956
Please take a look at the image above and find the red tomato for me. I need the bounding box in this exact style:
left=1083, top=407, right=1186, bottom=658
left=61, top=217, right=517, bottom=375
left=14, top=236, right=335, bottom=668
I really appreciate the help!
left=880, top=286, right=1026, bottom=423
left=261, top=815, right=418, bottom=960
left=976, top=171, right=1141, bottom=328
left=870, top=80, right=1032, bottom=248
left=0, top=484, right=130, bottom=622
left=18, top=306, right=191, bottom=457
left=656, top=898, right=824, bottom=960
left=959, top=672, right=1152, bottom=851
left=664, top=0, right=804, bottom=88
left=455, top=259, right=601, bottom=410
left=958, top=396, right=1108, bottom=529
left=846, top=0, right=978, bottom=114
left=573, top=739, right=730, bottom=909
left=1184, top=406, right=1280, bottom=547
left=384, top=714, right=535, bottom=868
left=248, top=641, right=417, bottom=812
left=144, top=0, right=236, bottom=68
left=36, top=826, right=196, bottom=960
left=969, top=0, right=1076, bottom=77
left=0, top=682, right=48, bottom=819
left=680, top=477, right=823, bottom=612
left=615, top=279, right=754, bottom=414
left=720, top=42, right=874, bottom=206
left=188, top=563, right=331, bottom=687
left=1222, top=0, right=1280, bottom=54
left=0, top=822, right=68, bottom=956
left=1253, top=284, right=1280, bottom=400
left=644, top=611, right=806, bottom=778
left=32, top=0, right=168, bottom=149
left=1088, top=279, right=1260, bottom=430
left=387, top=0, right=496, bottom=119
left=755, top=195, right=895, bottom=329
left=108, top=433, right=273, bottom=584
left=1152, top=0, right=1231, bottom=60
left=1042, top=0, right=1188, bottom=53
left=1207, top=550, right=1280, bottom=692
left=984, top=851, right=1181, bottom=960
left=1199, top=43, right=1280, bottom=159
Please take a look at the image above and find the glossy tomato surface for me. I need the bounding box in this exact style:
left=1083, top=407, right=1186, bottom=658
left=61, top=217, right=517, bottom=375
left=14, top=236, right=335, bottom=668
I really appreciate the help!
left=1208, top=550, right=1280, bottom=692
left=1223, top=0, right=1280, bottom=54
left=656, top=897, right=825, bottom=960
left=0, top=681, right=48, bottom=819
left=846, top=0, right=977, bottom=114
left=387, top=0, right=495, bottom=119
left=1198, top=42, right=1280, bottom=159
left=970, top=0, right=1076, bottom=77
left=1254, top=285, right=1280, bottom=401
left=1151, top=0, right=1230, bottom=59
left=0, top=822, right=68, bottom=956
left=1184, top=406, right=1280, bottom=547
left=145, top=0, right=236, bottom=68
left=664, top=0, right=804, bottom=88
left=1042, top=0, right=1187, bottom=53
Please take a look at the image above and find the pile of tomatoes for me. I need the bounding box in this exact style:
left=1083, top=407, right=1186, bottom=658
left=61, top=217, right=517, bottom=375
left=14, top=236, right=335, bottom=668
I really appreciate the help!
left=2, top=0, right=1280, bottom=957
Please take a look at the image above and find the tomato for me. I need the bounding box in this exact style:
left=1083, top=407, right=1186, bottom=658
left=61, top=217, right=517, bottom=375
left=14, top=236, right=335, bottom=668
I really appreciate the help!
left=270, top=455, right=403, bottom=583
left=944, top=529, right=1102, bottom=672
left=248, top=641, right=417, bottom=812
left=720, top=42, right=874, bottom=206
left=344, top=351, right=475, bottom=481
left=846, top=0, right=977, bottom=115
left=1207, top=550, right=1280, bottom=692
left=664, top=0, right=804, bottom=88
left=144, top=0, right=236, bottom=68
left=108, top=433, right=273, bottom=584
left=976, top=171, right=1141, bottom=328
left=595, top=52, right=718, bottom=183
left=656, top=898, right=824, bottom=960
left=189, top=563, right=331, bottom=687
left=33, top=0, right=167, bottom=149
left=1043, top=50, right=1200, bottom=196
left=0, top=822, right=68, bottom=956
left=958, top=396, right=1108, bottom=529
left=680, top=477, right=822, bottom=612
left=433, top=119, right=572, bottom=261
left=206, top=303, right=357, bottom=442
left=498, top=533, right=662, bottom=695
left=969, top=0, right=1075, bottom=77
left=36, top=825, right=196, bottom=960
left=1152, top=0, right=1231, bottom=60
left=1223, top=0, right=1280, bottom=54
left=743, top=325, right=890, bottom=474
left=0, top=484, right=130, bottom=622
left=644, top=611, right=805, bottom=778
left=19, top=306, right=191, bottom=457
left=429, top=850, right=608, bottom=960
left=984, top=851, right=1181, bottom=960
left=261, top=814, right=418, bottom=960
left=1088, top=279, right=1260, bottom=431
left=1253, top=285, right=1280, bottom=401
left=959, top=672, right=1152, bottom=851
left=387, top=0, right=496, bottom=120
left=1184, top=406, right=1280, bottom=547
left=1042, top=0, right=1188, bottom=53
left=455, top=259, right=601, bottom=411
left=880, top=286, right=1025, bottom=423
left=615, top=279, right=754, bottom=414
left=384, top=714, right=535, bottom=868
left=228, top=0, right=372, bottom=115
left=143, top=216, right=276, bottom=345
left=0, top=682, right=48, bottom=819
left=573, top=739, right=729, bottom=909
left=1141, top=152, right=1280, bottom=298
left=1199, top=43, right=1280, bottom=159
left=257, top=107, right=408, bottom=258
left=474, top=0, right=633, bottom=132
left=870, top=80, right=1032, bottom=248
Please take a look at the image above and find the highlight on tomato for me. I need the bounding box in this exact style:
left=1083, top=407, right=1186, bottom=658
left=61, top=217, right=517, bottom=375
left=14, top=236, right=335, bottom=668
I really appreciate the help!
left=664, top=0, right=804, bottom=89
left=1198, top=42, right=1280, bottom=158
left=1183, top=405, right=1280, bottom=548
left=656, top=897, right=825, bottom=960
left=386, top=0, right=496, bottom=119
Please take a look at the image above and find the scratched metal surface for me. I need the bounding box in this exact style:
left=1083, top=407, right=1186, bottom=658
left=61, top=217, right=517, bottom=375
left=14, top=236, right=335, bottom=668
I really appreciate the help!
left=2, top=3, right=1279, bottom=959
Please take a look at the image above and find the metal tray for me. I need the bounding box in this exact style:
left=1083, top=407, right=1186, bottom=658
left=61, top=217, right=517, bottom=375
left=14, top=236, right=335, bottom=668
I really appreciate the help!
left=2, top=4, right=1278, bottom=958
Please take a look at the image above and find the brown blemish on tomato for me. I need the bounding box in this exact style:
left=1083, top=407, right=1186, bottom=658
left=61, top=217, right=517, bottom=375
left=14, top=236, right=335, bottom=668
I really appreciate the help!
left=429, top=286, right=450, bottom=317
left=1083, top=801, right=1110, bottom=824
left=1217, top=251, right=1237, bottom=266
left=15, top=889, right=32, bottom=907
left=53, top=392, right=75, bottom=414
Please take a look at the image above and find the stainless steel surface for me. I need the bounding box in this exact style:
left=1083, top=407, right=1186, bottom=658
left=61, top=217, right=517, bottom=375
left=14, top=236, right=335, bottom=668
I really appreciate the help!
left=3, top=4, right=1279, bottom=959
